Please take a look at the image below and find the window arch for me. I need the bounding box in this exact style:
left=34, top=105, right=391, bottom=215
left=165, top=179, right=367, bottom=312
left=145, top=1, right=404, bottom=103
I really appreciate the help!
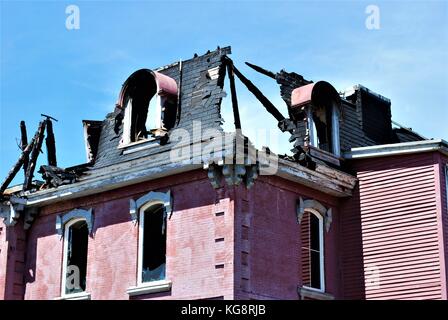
left=116, top=69, right=178, bottom=145
left=300, top=208, right=325, bottom=291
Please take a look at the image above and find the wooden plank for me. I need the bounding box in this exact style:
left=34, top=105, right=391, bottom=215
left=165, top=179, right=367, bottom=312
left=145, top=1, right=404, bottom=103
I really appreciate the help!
left=23, top=120, right=46, bottom=190
left=0, top=138, right=35, bottom=194
left=45, top=119, right=57, bottom=166
left=225, top=57, right=285, bottom=122
left=20, top=121, right=28, bottom=178
left=226, top=61, right=241, bottom=130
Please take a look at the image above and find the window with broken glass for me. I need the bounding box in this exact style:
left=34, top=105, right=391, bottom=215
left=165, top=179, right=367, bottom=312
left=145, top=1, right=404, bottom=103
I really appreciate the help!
left=301, top=209, right=325, bottom=291
left=139, top=203, right=167, bottom=283
left=120, top=70, right=177, bottom=146
left=62, top=218, right=88, bottom=295
left=308, top=103, right=340, bottom=156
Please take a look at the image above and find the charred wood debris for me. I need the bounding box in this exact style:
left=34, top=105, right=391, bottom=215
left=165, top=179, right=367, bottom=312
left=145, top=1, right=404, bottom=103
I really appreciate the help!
left=0, top=114, right=87, bottom=201
left=1, top=53, right=319, bottom=200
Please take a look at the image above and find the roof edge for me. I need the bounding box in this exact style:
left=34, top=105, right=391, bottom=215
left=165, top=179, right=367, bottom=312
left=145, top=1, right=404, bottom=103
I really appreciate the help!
left=343, top=139, right=448, bottom=159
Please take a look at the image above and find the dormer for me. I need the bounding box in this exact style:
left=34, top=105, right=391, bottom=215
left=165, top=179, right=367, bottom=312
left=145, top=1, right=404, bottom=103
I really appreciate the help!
left=290, top=81, right=342, bottom=161
left=116, top=69, right=178, bottom=146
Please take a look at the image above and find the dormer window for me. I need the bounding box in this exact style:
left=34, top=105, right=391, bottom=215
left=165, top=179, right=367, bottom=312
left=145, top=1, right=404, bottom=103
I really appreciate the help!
left=291, top=81, right=341, bottom=157
left=308, top=102, right=340, bottom=156
left=116, top=69, right=178, bottom=146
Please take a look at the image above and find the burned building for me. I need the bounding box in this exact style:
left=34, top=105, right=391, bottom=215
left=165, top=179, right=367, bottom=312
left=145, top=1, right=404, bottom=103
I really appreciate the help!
left=1, top=47, right=447, bottom=300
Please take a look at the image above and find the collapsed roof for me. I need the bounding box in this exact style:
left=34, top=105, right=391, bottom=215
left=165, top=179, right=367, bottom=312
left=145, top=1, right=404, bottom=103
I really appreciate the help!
left=1, top=46, right=426, bottom=207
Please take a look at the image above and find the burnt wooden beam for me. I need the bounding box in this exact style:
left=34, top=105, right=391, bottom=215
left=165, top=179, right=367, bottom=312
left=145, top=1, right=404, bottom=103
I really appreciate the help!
left=0, top=138, right=35, bottom=195
left=20, top=121, right=29, bottom=178
left=226, top=61, right=242, bottom=130
left=45, top=119, right=57, bottom=166
left=40, top=113, right=58, bottom=122
left=224, top=57, right=285, bottom=122
left=23, top=120, right=47, bottom=191
left=245, top=62, right=276, bottom=80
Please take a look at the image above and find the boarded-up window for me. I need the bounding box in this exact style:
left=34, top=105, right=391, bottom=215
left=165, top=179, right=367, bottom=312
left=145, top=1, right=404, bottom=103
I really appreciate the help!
left=301, top=210, right=324, bottom=290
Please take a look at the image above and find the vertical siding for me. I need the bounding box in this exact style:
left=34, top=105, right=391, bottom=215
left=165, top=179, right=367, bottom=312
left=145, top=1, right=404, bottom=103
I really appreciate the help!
left=355, top=153, right=444, bottom=300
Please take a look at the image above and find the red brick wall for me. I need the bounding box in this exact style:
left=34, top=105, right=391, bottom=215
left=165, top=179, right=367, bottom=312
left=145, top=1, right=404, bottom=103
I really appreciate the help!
left=23, top=170, right=236, bottom=300
left=233, top=175, right=341, bottom=300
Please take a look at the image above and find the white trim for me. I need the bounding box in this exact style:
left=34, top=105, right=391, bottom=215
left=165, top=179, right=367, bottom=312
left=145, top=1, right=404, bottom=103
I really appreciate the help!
left=127, top=279, right=172, bottom=297
left=303, top=208, right=325, bottom=292
left=82, top=122, right=92, bottom=163
left=121, top=98, right=133, bottom=146
left=118, top=136, right=156, bottom=150
left=343, top=139, right=448, bottom=159
left=22, top=136, right=356, bottom=207
left=55, top=291, right=91, bottom=300
left=331, top=103, right=340, bottom=157
left=137, top=201, right=167, bottom=286
left=122, top=139, right=158, bottom=155
left=61, top=217, right=88, bottom=297
left=307, top=108, right=318, bottom=148
left=299, top=286, right=334, bottom=300
left=307, top=104, right=341, bottom=157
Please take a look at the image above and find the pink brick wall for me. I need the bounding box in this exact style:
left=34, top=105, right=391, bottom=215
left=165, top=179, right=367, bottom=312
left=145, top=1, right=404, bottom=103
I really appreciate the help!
left=23, top=170, right=235, bottom=300
left=0, top=220, right=6, bottom=299
left=1, top=221, right=27, bottom=300
left=233, top=175, right=341, bottom=300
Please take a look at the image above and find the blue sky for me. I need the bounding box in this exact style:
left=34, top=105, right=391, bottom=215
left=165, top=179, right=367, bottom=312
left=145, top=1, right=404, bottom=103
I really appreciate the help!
left=1, top=0, right=447, bottom=186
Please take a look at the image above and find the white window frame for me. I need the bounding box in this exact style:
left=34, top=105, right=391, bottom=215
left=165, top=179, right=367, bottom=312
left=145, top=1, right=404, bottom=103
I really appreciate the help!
left=127, top=191, right=172, bottom=296
left=307, top=104, right=340, bottom=157
left=331, top=103, right=341, bottom=156
left=301, top=208, right=325, bottom=293
left=137, top=200, right=167, bottom=286
left=60, top=217, right=90, bottom=299
left=120, top=86, right=165, bottom=148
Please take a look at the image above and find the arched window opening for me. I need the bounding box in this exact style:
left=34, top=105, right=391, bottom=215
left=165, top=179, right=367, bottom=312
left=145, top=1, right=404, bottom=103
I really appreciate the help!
left=139, top=203, right=167, bottom=283
left=291, top=81, right=341, bottom=157
left=301, top=209, right=324, bottom=291
left=118, top=69, right=178, bottom=146
left=311, top=106, right=332, bottom=153
left=62, top=218, right=88, bottom=295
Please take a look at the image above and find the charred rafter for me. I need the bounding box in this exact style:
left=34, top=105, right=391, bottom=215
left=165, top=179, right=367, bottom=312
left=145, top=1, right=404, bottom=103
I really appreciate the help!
left=225, top=60, right=242, bottom=130
left=223, top=56, right=286, bottom=123
left=0, top=137, right=36, bottom=195
left=23, top=120, right=47, bottom=191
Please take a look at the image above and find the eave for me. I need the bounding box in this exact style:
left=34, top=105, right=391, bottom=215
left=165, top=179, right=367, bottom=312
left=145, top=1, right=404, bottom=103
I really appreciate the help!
left=343, top=139, right=448, bottom=159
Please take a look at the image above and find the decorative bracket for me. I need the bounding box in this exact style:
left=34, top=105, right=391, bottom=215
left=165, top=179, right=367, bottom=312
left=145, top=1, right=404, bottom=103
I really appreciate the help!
left=204, top=161, right=259, bottom=189
left=0, top=196, right=27, bottom=227
left=296, top=197, right=333, bottom=232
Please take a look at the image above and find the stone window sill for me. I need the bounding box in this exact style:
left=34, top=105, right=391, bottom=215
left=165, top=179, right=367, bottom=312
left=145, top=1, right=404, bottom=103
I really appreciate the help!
left=127, top=279, right=172, bottom=296
left=55, top=291, right=91, bottom=300
left=299, top=286, right=334, bottom=300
